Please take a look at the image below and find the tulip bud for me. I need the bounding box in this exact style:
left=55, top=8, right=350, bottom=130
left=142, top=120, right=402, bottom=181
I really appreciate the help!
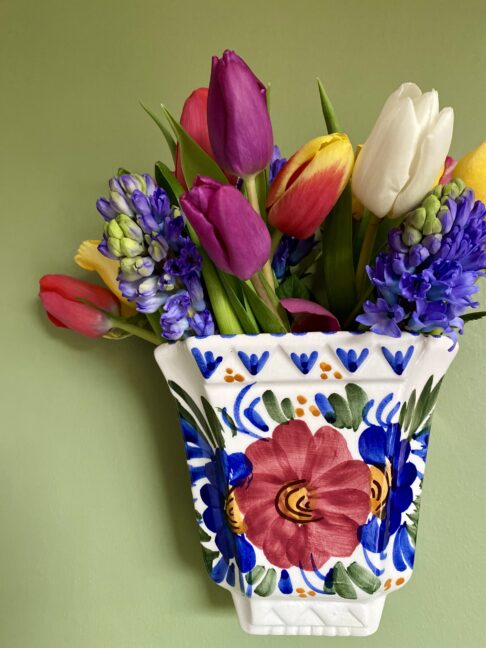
left=208, top=50, right=273, bottom=177
left=267, top=134, right=354, bottom=239
left=176, top=88, right=214, bottom=188
left=180, top=176, right=271, bottom=280
left=352, top=82, right=454, bottom=218
left=39, top=274, right=120, bottom=337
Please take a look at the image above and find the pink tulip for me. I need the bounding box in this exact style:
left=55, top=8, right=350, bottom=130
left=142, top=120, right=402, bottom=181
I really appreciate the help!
left=39, top=274, right=120, bottom=337
left=280, top=298, right=341, bottom=333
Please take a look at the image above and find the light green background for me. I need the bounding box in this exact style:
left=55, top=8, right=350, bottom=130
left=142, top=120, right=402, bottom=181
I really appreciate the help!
left=2, top=1, right=486, bottom=646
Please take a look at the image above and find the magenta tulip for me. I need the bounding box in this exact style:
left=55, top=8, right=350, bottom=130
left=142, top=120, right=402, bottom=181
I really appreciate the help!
left=39, top=274, right=120, bottom=337
left=207, top=50, right=273, bottom=177
left=180, top=176, right=271, bottom=280
left=280, top=298, right=341, bottom=333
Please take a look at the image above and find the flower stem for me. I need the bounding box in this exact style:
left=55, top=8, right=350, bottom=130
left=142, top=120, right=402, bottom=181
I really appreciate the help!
left=245, top=174, right=277, bottom=289
left=110, top=318, right=162, bottom=345
left=146, top=312, right=162, bottom=337
left=355, top=210, right=380, bottom=295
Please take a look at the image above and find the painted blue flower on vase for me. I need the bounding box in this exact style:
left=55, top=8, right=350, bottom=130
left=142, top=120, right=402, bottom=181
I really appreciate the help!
left=201, top=449, right=256, bottom=584
left=358, top=422, right=418, bottom=573
left=237, top=351, right=269, bottom=376
left=336, top=347, right=369, bottom=372
left=381, top=345, right=414, bottom=375
left=191, top=348, right=223, bottom=378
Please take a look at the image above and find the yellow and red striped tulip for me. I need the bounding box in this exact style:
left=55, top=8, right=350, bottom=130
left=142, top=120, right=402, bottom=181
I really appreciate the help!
left=267, top=133, right=354, bottom=239
left=452, top=140, right=486, bottom=204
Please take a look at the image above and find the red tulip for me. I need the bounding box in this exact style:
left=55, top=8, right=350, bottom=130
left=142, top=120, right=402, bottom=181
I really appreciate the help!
left=267, top=134, right=354, bottom=239
left=175, top=88, right=214, bottom=188
left=39, top=274, right=120, bottom=337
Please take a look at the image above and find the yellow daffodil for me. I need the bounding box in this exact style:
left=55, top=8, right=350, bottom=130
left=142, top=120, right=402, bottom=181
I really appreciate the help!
left=75, top=240, right=136, bottom=318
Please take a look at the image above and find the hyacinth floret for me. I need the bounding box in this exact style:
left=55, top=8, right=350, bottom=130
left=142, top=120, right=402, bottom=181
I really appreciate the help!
left=358, top=179, right=486, bottom=344
left=97, top=173, right=214, bottom=340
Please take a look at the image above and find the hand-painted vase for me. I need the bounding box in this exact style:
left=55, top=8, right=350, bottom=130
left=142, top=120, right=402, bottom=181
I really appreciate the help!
left=155, top=332, right=457, bottom=636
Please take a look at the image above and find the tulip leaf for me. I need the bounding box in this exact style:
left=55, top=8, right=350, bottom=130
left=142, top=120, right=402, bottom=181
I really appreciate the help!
left=317, top=78, right=340, bottom=134
left=276, top=275, right=312, bottom=301
left=317, top=184, right=356, bottom=323
left=463, top=310, right=486, bottom=323
left=241, top=283, right=288, bottom=333
left=154, top=161, right=184, bottom=205
left=217, top=271, right=260, bottom=334
left=161, top=105, right=227, bottom=187
left=140, top=102, right=177, bottom=163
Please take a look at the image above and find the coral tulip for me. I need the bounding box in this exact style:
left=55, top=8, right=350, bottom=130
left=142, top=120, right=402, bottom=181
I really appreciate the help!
left=180, top=176, right=270, bottom=280
left=175, top=88, right=214, bottom=188
left=39, top=274, right=120, bottom=337
left=267, top=134, right=354, bottom=239
left=352, top=83, right=454, bottom=218
left=208, top=50, right=273, bottom=177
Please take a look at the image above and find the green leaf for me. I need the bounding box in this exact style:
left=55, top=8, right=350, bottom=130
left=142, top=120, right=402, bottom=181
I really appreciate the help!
left=154, top=161, right=184, bottom=205
left=174, top=401, right=212, bottom=449
left=140, top=102, right=177, bottom=163
left=217, top=271, right=260, bottom=334
left=317, top=78, right=340, bottom=133
left=117, top=167, right=131, bottom=176
left=403, top=389, right=416, bottom=433
left=168, top=380, right=214, bottom=445
left=346, top=562, right=381, bottom=595
left=353, top=209, right=370, bottom=266
left=276, top=274, right=312, bottom=301
left=262, top=390, right=288, bottom=424
left=328, top=393, right=353, bottom=429
left=246, top=565, right=265, bottom=585
left=198, top=526, right=211, bottom=543
left=406, top=489, right=422, bottom=545
left=280, top=398, right=295, bottom=420
left=241, top=283, right=287, bottom=333
left=201, top=545, right=219, bottom=574
left=201, top=397, right=225, bottom=449
left=345, top=383, right=368, bottom=431
left=161, top=105, right=227, bottom=187
left=398, top=401, right=407, bottom=429
left=317, top=185, right=356, bottom=323
left=409, top=376, right=433, bottom=438
left=255, top=167, right=269, bottom=217
left=463, top=310, right=486, bottom=322
left=333, top=562, right=357, bottom=599
left=254, top=568, right=277, bottom=597
left=217, top=407, right=238, bottom=437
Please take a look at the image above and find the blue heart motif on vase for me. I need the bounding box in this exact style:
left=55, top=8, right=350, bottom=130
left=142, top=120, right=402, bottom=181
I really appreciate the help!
left=191, top=348, right=223, bottom=379
left=381, top=345, right=415, bottom=375
left=336, top=347, right=369, bottom=373
left=237, top=351, right=270, bottom=376
left=290, top=351, right=318, bottom=374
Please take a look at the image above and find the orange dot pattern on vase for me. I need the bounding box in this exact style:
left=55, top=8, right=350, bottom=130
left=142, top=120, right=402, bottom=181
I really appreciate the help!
left=318, top=361, right=343, bottom=380
left=295, top=407, right=305, bottom=417
left=224, top=368, right=245, bottom=383
left=384, top=578, right=392, bottom=591
left=295, top=588, right=316, bottom=598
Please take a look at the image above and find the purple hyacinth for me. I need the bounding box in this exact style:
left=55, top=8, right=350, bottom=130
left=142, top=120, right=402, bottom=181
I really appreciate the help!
left=357, top=179, right=486, bottom=344
left=96, top=173, right=215, bottom=341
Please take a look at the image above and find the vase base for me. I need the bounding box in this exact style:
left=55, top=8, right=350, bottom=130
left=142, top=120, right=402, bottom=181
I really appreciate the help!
left=231, top=591, right=386, bottom=636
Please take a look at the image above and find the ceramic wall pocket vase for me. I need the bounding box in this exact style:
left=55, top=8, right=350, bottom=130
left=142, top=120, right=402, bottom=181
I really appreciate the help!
left=155, top=332, right=457, bottom=637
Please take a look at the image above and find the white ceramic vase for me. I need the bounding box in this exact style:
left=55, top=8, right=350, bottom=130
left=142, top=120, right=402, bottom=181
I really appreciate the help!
left=155, top=332, right=457, bottom=636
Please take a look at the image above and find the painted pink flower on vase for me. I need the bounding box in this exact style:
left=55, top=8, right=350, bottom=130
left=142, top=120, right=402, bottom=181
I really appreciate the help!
left=235, top=421, right=370, bottom=571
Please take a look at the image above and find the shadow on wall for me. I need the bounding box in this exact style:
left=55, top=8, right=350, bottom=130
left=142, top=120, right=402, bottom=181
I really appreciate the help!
left=35, top=299, right=231, bottom=611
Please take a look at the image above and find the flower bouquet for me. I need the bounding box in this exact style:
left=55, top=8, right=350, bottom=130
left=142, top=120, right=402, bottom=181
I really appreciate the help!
left=39, top=51, right=486, bottom=636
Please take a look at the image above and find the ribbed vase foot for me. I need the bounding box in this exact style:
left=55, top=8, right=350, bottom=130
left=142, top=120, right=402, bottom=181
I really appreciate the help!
left=231, top=592, right=387, bottom=636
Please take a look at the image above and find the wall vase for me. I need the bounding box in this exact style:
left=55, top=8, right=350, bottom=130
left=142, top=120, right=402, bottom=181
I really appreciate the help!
left=155, top=331, right=457, bottom=637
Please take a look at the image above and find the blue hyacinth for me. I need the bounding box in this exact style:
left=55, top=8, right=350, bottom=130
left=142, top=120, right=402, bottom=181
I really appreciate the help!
left=97, top=173, right=214, bottom=340
left=358, top=179, right=486, bottom=344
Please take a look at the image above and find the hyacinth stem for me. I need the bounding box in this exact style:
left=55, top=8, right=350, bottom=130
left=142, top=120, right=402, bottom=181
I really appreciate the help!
left=356, top=211, right=380, bottom=295
left=245, top=174, right=276, bottom=289
left=146, top=312, right=162, bottom=337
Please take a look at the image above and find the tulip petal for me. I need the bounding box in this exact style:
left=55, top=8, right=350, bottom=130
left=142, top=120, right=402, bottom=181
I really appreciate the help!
left=453, top=140, right=486, bottom=204
left=280, top=297, right=341, bottom=333
left=392, top=107, right=454, bottom=216
left=75, top=240, right=136, bottom=317
left=40, top=291, right=113, bottom=337
left=39, top=275, right=120, bottom=316
left=268, top=134, right=354, bottom=239
left=352, top=96, right=420, bottom=217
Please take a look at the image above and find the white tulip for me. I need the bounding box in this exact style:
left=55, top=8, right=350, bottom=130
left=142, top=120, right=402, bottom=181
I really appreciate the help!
left=352, top=83, right=454, bottom=218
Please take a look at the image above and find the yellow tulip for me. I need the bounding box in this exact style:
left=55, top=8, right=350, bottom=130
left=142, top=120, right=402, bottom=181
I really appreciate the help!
left=453, top=140, right=486, bottom=204
left=75, top=240, right=136, bottom=318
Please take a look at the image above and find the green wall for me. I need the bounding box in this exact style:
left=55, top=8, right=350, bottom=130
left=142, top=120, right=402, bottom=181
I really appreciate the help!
left=2, top=1, right=485, bottom=646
